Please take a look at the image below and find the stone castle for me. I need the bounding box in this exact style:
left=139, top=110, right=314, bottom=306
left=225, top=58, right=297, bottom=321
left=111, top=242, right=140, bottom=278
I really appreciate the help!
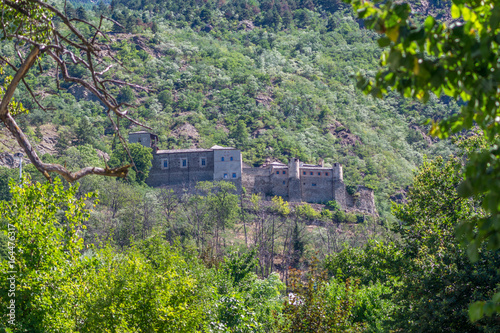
left=130, top=131, right=376, bottom=214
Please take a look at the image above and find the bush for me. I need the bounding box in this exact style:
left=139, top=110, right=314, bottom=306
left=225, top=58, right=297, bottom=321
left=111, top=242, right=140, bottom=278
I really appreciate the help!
left=345, top=213, right=357, bottom=223
left=325, top=200, right=341, bottom=211
left=108, top=143, right=153, bottom=184
left=346, top=185, right=357, bottom=196
left=295, top=203, right=320, bottom=220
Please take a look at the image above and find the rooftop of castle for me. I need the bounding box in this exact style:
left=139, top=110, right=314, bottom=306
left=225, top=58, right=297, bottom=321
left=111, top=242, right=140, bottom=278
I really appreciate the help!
left=261, top=161, right=333, bottom=169
left=156, top=145, right=237, bottom=154
left=130, top=130, right=158, bottom=135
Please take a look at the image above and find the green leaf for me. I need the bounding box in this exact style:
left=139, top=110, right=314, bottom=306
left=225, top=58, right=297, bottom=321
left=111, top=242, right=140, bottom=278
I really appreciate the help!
left=457, top=180, right=473, bottom=197
left=467, top=241, right=479, bottom=262
left=451, top=4, right=461, bottom=19
left=424, top=16, right=435, bottom=31
left=469, top=301, right=485, bottom=322
left=378, top=37, right=391, bottom=47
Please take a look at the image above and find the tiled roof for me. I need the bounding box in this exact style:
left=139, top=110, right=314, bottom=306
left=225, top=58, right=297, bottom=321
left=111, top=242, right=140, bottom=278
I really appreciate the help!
left=130, top=130, right=153, bottom=134
left=156, top=145, right=237, bottom=154
left=300, top=166, right=333, bottom=170
left=156, top=148, right=212, bottom=154
left=211, top=145, right=237, bottom=150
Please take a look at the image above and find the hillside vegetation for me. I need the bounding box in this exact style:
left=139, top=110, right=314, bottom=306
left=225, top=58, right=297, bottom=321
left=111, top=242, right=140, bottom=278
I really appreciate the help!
left=2, top=0, right=456, bottom=220
left=2, top=0, right=500, bottom=332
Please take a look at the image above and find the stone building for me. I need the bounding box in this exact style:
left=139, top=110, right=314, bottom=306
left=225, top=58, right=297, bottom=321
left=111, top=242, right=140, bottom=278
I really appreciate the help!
left=242, top=159, right=376, bottom=215
left=129, top=131, right=376, bottom=214
left=129, top=131, right=242, bottom=189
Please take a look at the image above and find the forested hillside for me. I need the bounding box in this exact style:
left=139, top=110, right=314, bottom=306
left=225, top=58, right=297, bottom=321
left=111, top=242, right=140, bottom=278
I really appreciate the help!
left=1, top=0, right=457, bottom=220
left=3, top=0, right=499, bottom=332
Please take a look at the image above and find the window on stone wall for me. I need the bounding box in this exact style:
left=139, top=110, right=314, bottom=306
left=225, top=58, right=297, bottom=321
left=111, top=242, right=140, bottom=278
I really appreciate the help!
left=276, top=171, right=280, bottom=174
left=221, top=157, right=224, bottom=161
left=162, top=159, right=168, bottom=169
left=283, top=181, right=286, bottom=185
left=224, top=173, right=228, bottom=179
left=312, top=183, right=317, bottom=186
left=310, top=172, right=313, bottom=175
left=181, top=158, right=187, bottom=168
left=232, top=173, right=236, bottom=178
left=318, top=172, right=321, bottom=175
left=230, top=156, right=233, bottom=161
left=200, top=158, right=206, bottom=167
left=303, top=171, right=306, bottom=175
left=283, top=171, right=286, bottom=174
left=326, top=172, right=329, bottom=176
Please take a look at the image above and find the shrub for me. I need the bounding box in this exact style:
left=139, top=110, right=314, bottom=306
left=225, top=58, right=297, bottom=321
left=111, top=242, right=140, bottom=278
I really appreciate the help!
left=325, top=200, right=341, bottom=211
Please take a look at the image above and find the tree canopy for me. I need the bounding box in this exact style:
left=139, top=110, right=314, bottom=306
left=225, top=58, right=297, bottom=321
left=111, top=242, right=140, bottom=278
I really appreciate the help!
left=0, top=0, right=146, bottom=182
left=344, top=0, right=500, bottom=318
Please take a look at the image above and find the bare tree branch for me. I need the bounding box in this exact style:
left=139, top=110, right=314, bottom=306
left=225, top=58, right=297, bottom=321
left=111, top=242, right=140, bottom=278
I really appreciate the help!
left=0, top=112, right=130, bottom=182
left=101, top=79, right=150, bottom=92
left=0, top=46, right=40, bottom=117
left=0, top=1, right=154, bottom=182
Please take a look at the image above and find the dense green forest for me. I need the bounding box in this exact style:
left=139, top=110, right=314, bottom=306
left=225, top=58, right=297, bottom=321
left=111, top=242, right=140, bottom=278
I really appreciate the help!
left=1, top=0, right=499, bottom=331
left=0, top=0, right=459, bottom=220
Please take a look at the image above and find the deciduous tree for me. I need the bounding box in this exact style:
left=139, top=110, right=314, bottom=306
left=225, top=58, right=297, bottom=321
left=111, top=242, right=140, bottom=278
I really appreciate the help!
left=0, top=0, right=149, bottom=182
left=344, top=0, right=500, bottom=317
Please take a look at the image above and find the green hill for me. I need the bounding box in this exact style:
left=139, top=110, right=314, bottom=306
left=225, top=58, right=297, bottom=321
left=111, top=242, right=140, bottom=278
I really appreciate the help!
left=2, top=0, right=457, bottom=220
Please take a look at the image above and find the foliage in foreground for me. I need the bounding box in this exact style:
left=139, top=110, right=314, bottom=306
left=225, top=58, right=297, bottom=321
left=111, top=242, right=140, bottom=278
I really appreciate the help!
left=325, top=141, right=500, bottom=332
left=345, top=0, right=500, bottom=317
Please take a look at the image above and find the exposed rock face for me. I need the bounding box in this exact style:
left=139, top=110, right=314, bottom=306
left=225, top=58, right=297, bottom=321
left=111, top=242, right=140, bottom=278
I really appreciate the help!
left=354, top=186, right=377, bottom=215
left=327, top=120, right=362, bottom=147
left=409, top=124, right=434, bottom=145
left=390, top=187, right=409, bottom=205
left=67, top=84, right=102, bottom=104
left=170, top=123, right=200, bottom=148
left=0, top=153, right=16, bottom=168
left=37, top=136, right=58, bottom=155
left=96, top=149, right=110, bottom=161
left=255, top=93, right=273, bottom=107
left=237, top=20, right=255, bottom=31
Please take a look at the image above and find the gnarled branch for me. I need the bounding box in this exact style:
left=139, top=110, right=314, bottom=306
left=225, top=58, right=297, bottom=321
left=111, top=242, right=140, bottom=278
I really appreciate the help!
left=0, top=1, right=152, bottom=182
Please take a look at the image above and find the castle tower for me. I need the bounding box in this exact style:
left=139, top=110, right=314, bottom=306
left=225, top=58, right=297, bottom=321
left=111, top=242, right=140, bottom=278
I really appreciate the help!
left=288, top=158, right=301, bottom=201
left=129, top=131, right=158, bottom=150
left=333, top=163, right=343, bottom=181
left=332, top=163, right=346, bottom=210
left=288, top=158, right=300, bottom=180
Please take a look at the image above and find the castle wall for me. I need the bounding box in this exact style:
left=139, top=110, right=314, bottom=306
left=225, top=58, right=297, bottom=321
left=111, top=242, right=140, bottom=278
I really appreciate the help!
left=129, top=131, right=377, bottom=214
left=270, top=170, right=289, bottom=198
left=214, top=149, right=242, bottom=181
left=242, top=167, right=268, bottom=191
left=354, top=186, right=377, bottom=215
left=253, top=175, right=273, bottom=196
left=333, top=180, right=347, bottom=209
left=301, top=177, right=333, bottom=203
left=299, top=168, right=334, bottom=203
left=146, top=151, right=214, bottom=187
left=129, top=132, right=153, bottom=148
left=288, top=178, right=302, bottom=202
left=332, top=163, right=343, bottom=181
